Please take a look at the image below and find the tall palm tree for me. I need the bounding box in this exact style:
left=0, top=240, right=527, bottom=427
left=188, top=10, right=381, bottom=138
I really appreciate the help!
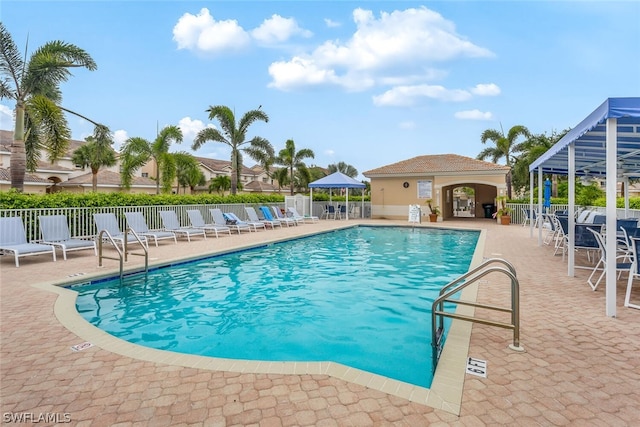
left=0, top=22, right=101, bottom=191
left=70, top=127, right=117, bottom=192
left=512, top=129, right=567, bottom=196
left=276, top=139, right=315, bottom=196
left=328, top=161, right=358, bottom=178
left=120, top=125, right=183, bottom=194
left=192, top=105, right=274, bottom=195
left=477, top=124, right=530, bottom=199
left=173, top=152, right=204, bottom=194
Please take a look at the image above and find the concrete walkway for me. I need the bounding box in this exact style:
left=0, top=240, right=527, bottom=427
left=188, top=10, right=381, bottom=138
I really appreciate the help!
left=1, top=219, right=638, bottom=426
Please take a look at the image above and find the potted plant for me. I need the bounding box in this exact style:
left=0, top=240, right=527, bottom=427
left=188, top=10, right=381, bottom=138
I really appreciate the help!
left=494, top=196, right=511, bottom=225
left=425, top=199, right=440, bottom=222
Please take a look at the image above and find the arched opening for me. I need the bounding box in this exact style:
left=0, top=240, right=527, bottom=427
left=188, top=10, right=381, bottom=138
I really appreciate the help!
left=441, top=183, right=499, bottom=219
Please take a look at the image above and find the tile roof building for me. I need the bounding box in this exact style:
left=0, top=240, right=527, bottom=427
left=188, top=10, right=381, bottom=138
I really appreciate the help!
left=363, top=154, right=510, bottom=221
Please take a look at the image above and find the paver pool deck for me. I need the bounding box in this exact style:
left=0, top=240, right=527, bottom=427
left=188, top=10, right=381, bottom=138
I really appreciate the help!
left=1, top=218, right=638, bottom=426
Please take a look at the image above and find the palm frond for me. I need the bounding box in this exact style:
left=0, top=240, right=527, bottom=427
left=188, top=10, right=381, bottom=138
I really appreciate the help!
left=26, top=94, right=70, bottom=162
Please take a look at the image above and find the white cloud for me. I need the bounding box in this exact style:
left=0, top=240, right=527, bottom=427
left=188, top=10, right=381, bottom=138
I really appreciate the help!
left=471, top=83, right=501, bottom=96
left=112, top=130, right=128, bottom=152
left=324, top=149, right=335, bottom=156
left=324, top=18, right=341, bottom=28
left=178, top=117, right=214, bottom=142
left=268, top=6, right=493, bottom=91
left=251, top=14, right=312, bottom=44
left=399, top=121, right=416, bottom=130
left=0, top=104, right=14, bottom=129
left=372, top=84, right=471, bottom=107
left=454, top=109, right=494, bottom=120
left=173, top=8, right=250, bottom=54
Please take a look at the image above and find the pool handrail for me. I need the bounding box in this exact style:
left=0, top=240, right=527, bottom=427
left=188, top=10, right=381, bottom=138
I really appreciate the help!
left=431, top=258, right=523, bottom=372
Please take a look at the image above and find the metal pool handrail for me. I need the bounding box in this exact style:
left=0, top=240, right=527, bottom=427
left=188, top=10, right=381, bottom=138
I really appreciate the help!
left=431, top=258, right=524, bottom=372
left=97, top=227, right=148, bottom=280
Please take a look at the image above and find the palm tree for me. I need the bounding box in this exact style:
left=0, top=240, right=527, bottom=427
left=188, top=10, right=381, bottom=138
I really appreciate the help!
left=512, top=129, right=567, bottom=196
left=120, top=125, right=183, bottom=194
left=192, top=105, right=274, bottom=195
left=70, top=127, right=117, bottom=192
left=173, top=152, right=204, bottom=194
left=477, top=124, right=530, bottom=199
left=328, top=161, right=358, bottom=178
left=276, top=139, right=315, bottom=196
left=0, top=22, right=101, bottom=191
left=209, top=175, right=231, bottom=195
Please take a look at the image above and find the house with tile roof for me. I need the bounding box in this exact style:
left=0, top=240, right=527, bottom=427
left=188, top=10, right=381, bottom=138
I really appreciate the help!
left=363, top=154, right=510, bottom=221
left=1, top=129, right=281, bottom=194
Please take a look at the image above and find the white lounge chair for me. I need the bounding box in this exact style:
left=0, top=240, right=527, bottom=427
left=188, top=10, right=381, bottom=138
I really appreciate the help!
left=158, top=211, right=206, bottom=242
left=124, top=212, right=177, bottom=247
left=0, top=216, right=56, bottom=267
left=210, top=208, right=252, bottom=234
left=39, top=215, right=97, bottom=259
left=268, top=206, right=297, bottom=227
left=187, top=209, right=232, bottom=238
left=245, top=206, right=281, bottom=229
left=94, top=213, right=148, bottom=250
left=287, top=207, right=319, bottom=223
left=225, top=211, right=265, bottom=232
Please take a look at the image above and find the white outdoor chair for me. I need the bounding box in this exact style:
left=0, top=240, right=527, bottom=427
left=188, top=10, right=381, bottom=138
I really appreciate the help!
left=124, top=212, right=177, bottom=247
left=272, top=206, right=302, bottom=225
left=39, top=215, right=97, bottom=259
left=186, top=209, right=232, bottom=238
left=0, top=217, right=56, bottom=267
left=287, top=207, right=319, bottom=223
left=94, top=213, right=148, bottom=251
left=209, top=208, right=252, bottom=234
left=158, top=211, right=206, bottom=242
left=245, top=206, right=281, bottom=229
left=625, top=237, right=640, bottom=309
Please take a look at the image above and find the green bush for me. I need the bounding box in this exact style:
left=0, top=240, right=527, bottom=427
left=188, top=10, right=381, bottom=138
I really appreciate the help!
left=0, top=191, right=287, bottom=210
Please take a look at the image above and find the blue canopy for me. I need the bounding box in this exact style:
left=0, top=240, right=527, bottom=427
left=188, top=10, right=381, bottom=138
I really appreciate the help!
left=528, top=97, right=640, bottom=318
left=308, top=171, right=366, bottom=189
left=308, top=172, right=366, bottom=220
left=529, top=97, right=640, bottom=177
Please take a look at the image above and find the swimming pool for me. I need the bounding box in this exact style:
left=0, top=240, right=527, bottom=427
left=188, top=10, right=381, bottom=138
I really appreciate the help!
left=73, top=226, right=479, bottom=388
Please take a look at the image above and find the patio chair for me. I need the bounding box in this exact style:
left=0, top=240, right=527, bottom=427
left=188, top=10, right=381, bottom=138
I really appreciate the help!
left=587, top=227, right=632, bottom=291
left=287, top=207, right=319, bottom=223
left=94, top=213, right=148, bottom=251
left=522, top=207, right=543, bottom=228
left=39, top=215, right=97, bottom=259
left=210, top=208, right=252, bottom=234
left=225, top=211, right=265, bottom=232
left=272, top=206, right=302, bottom=225
left=321, top=205, right=337, bottom=220
left=124, top=212, right=177, bottom=247
left=158, top=211, right=206, bottom=242
left=245, top=206, right=281, bottom=229
left=335, top=204, right=347, bottom=220
left=0, top=217, right=56, bottom=267
left=187, top=209, right=232, bottom=238
left=260, top=206, right=290, bottom=227
left=625, top=237, right=640, bottom=310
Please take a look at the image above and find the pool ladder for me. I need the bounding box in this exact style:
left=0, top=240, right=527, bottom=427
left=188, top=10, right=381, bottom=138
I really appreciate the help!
left=431, top=258, right=525, bottom=372
left=97, top=227, right=148, bottom=279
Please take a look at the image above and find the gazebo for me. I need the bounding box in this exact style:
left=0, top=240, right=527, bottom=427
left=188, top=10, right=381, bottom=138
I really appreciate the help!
left=529, top=97, right=640, bottom=317
left=308, top=172, right=366, bottom=220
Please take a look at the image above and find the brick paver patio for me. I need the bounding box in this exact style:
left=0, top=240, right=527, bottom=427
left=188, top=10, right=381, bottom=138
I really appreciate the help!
left=1, top=219, right=638, bottom=426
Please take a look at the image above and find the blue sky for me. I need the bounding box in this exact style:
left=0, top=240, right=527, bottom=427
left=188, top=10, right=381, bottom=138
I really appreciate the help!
left=1, top=1, right=639, bottom=180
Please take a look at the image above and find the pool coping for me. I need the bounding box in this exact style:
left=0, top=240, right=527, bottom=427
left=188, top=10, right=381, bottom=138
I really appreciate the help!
left=32, top=223, right=485, bottom=415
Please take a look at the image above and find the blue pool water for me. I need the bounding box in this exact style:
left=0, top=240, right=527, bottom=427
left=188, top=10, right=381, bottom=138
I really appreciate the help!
left=74, top=226, right=479, bottom=388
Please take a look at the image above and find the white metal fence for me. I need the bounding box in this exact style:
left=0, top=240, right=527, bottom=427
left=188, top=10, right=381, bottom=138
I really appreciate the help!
left=0, top=201, right=372, bottom=242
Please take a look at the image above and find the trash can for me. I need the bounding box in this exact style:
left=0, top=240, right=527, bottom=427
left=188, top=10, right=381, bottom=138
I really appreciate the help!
left=482, top=203, right=495, bottom=219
